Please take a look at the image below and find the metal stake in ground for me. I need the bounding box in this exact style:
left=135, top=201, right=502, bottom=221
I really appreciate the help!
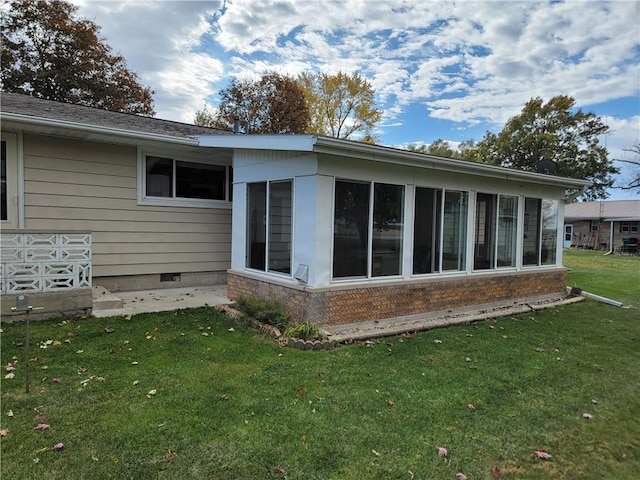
left=11, top=295, right=44, bottom=394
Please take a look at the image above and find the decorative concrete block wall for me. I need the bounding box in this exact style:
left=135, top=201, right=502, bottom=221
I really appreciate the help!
left=1, top=231, right=92, bottom=321
left=227, top=269, right=567, bottom=326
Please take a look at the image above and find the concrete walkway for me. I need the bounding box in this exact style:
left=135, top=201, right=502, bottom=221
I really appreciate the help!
left=323, top=295, right=586, bottom=343
left=92, top=285, right=586, bottom=343
left=92, top=285, right=233, bottom=318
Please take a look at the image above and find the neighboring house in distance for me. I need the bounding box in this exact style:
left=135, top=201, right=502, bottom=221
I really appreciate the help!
left=563, top=200, right=640, bottom=252
left=2, top=93, right=590, bottom=324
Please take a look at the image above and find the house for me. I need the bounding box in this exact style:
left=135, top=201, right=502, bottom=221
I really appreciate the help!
left=1, top=93, right=590, bottom=324
left=563, top=200, right=640, bottom=252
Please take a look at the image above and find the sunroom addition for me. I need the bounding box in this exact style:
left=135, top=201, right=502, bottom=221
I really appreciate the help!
left=198, top=135, right=589, bottom=326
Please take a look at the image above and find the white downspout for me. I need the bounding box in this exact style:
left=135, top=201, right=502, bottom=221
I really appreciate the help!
left=604, top=220, right=614, bottom=255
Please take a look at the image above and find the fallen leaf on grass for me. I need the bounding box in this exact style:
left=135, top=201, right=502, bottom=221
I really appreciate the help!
left=4, top=373, right=15, bottom=379
left=52, top=376, right=61, bottom=383
left=534, top=347, right=545, bottom=352
left=53, top=442, right=64, bottom=450
left=272, top=465, right=286, bottom=474
left=7, top=410, right=13, bottom=417
left=491, top=466, right=501, bottom=478
left=147, top=389, right=157, bottom=398
left=433, top=339, right=442, bottom=344
left=295, top=388, right=305, bottom=395
left=220, top=394, right=229, bottom=401
left=0, top=429, right=8, bottom=437
left=386, top=399, right=395, bottom=407
left=5, top=362, right=16, bottom=372
left=104, top=327, right=115, bottom=334
left=465, top=357, right=472, bottom=362
left=456, top=473, right=468, bottom=480
left=372, top=449, right=381, bottom=457
left=35, top=423, right=50, bottom=431
left=165, top=449, right=177, bottom=460
left=591, top=399, right=599, bottom=405
left=228, top=328, right=235, bottom=332
left=582, top=413, right=594, bottom=419
left=467, top=403, right=476, bottom=410
left=436, top=446, right=447, bottom=457
left=534, top=450, right=553, bottom=460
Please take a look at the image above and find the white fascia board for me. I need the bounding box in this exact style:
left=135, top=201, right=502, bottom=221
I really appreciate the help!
left=196, top=133, right=591, bottom=190
left=1, top=112, right=199, bottom=146
left=312, top=136, right=592, bottom=189
left=196, top=134, right=317, bottom=151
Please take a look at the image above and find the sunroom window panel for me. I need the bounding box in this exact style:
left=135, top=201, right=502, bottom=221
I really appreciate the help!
left=474, top=193, right=497, bottom=270
left=541, top=199, right=559, bottom=265
left=442, top=191, right=468, bottom=271
left=413, top=188, right=441, bottom=274
left=372, top=183, right=404, bottom=277
left=247, top=182, right=267, bottom=271
left=333, top=181, right=370, bottom=278
left=523, top=198, right=542, bottom=265
left=1, top=141, right=7, bottom=220
left=496, top=195, right=518, bottom=267
left=268, top=181, right=292, bottom=274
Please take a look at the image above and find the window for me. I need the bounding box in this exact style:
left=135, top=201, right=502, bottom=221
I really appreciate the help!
left=413, top=188, right=468, bottom=274
left=143, top=155, right=231, bottom=204
left=474, top=193, right=497, bottom=270
left=247, top=180, right=292, bottom=275
left=590, top=220, right=599, bottom=232
left=1, top=141, right=7, bottom=221
left=620, top=222, right=639, bottom=233
left=541, top=200, right=559, bottom=265
left=522, top=198, right=542, bottom=265
left=333, top=180, right=404, bottom=279
left=497, top=195, right=518, bottom=267
left=474, top=193, right=518, bottom=270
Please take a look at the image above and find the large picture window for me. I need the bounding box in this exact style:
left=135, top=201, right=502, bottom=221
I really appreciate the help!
left=333, top=180, right=404, bottom=279
left=413, top=188, right=468, bottom=274
left=247, top=180, right=292, bottom=275
left=144, top=155, right=231, bottom=202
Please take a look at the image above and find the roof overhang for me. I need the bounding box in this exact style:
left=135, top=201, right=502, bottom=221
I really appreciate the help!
left=197, top=134, right=592, bottom=189
left=1, top=112, right=199, bottom=147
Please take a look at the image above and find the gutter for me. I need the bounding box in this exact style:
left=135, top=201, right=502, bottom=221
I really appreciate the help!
left=0, top=112, right=200, bottom=146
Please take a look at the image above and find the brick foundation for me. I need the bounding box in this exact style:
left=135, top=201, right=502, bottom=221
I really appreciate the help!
left=227, top=269, right=568, bottom=326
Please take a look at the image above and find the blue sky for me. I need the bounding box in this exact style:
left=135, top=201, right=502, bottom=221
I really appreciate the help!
left=73, top=0, right=639, bottom=199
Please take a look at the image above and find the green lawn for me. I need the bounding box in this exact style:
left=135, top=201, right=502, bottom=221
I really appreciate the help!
left=1, top=250, right=639, bottom=479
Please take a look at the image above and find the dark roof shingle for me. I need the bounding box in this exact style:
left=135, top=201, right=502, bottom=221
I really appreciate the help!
left=1, top=92, right=229, bottom=139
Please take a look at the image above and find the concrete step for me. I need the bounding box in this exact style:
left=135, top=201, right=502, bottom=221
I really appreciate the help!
left=91, top=286, right=123, bottom=311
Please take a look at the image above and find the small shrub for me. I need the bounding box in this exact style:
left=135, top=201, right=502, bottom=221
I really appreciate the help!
left=235, top=296, right=291, bottom=331
left=284, top=321, right=327, bottom=341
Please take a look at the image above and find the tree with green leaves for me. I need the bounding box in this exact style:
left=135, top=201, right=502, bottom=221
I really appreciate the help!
left=298, top=71, right=382, bottom=143
left=195, top=72, right=309, bottom=134
left=471, top=96, right=616, bottom=200
left=1, top=0, right=154, bottom=115
left=407, top=139, right=479, bottom=161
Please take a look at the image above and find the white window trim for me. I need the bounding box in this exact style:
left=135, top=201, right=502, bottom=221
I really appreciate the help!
left=137, top=148, right=232, bottom=209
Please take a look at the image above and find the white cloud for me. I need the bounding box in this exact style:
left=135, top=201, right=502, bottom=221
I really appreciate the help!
left=67, top=0, right=638, bottom=134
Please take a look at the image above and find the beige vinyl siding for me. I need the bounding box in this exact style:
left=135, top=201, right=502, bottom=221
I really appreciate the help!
left=22, top=134, right=231, bottom=278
